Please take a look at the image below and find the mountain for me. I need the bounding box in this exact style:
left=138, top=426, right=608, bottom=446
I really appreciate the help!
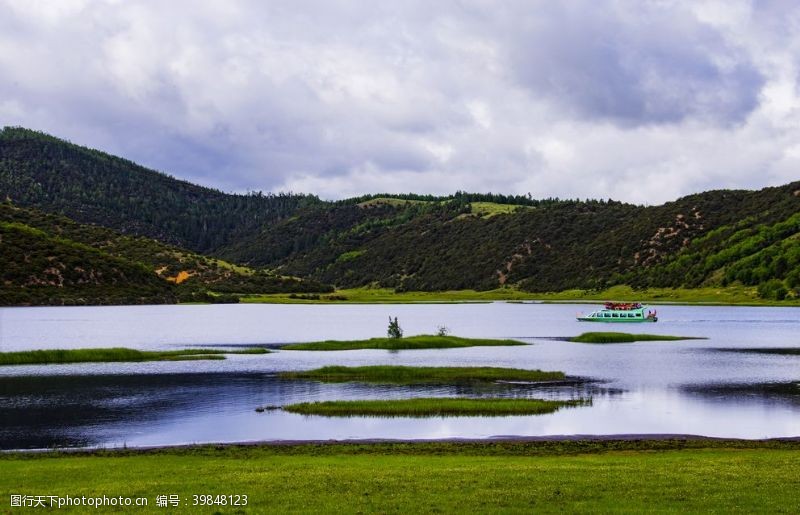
left=216, top=186, right=800, bottom=297
left=1, top=126, right=798, bottom=301
left=0, top=203, right=332, bottom=306
left=0, top=127, right=320, bottom=252
left=0, top=217, right=176, bottom=306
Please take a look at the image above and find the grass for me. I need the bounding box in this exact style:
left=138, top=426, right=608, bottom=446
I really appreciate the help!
left=280, top=397, right=587, bottom=417
left=281, top=335, right=526, bottom=351
left=335, top=249, right=365, bottom=262
left=469, top=201, right=530, bottom=218
left=569, top=332, right=706, bottom=344
left=0, top=347, right=269, bottom=366
left=241, top=284, right=800, bottom=305
left=280, top=365, right=566, bottom=384
left=2, top=441, right=800, bottom=513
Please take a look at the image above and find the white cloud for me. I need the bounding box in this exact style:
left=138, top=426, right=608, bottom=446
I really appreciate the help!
left=0, top=0, right=798, bottom=203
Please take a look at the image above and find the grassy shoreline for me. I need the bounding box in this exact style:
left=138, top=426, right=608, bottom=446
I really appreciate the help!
left=0, top=347, right=269, bottom=366
left=569, top=332, right=707, bottom=344
left=281, top=397, right=586, bottom=417
left=3, top=440, right=800, bottom=513
left=280, top=365, right=566, bottom=383
left=282, top=335, right=526, bottom=351
left=239, top=284, right=800, bottom=306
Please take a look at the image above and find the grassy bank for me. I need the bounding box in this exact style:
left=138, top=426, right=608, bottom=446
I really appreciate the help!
left=569, top=332, right=706, bottom=344
left=282, top=335, right=525, bottom=351
left=0, top=347, right=269, bottom=366
left=2, top=441, right=800, bottom=513
left=281, top=397, right=585, bottom=417
left=240, top=284, right=800, bottom=306
left=280, top=365, right=565, bottom=383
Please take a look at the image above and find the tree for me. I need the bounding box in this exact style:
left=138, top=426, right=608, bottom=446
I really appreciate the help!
left=387, top=316, right=403, bottom=339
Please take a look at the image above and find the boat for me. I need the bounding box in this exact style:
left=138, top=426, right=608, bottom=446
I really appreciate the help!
left=576, top=302, right=657, bottom=323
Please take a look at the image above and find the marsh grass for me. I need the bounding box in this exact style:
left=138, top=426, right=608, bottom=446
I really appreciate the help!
left=0, top=347, right=269, bottom=365
left=281, top=397, right=587, bottom=417
left=569, top=332, right=706, bottom=344
left=281, top=365, right=565, bottom=384
left=282, top=335, right=525, bottom=351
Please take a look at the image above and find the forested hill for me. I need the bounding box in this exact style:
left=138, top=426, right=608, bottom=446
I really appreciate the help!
left=0, top=127, right=320, bottom=252
left=2, top=127, right=799, bottom=300
left=216, top=184, right=800, bottom=297
left=0, top=217, right=176, bottom=306
left=0, top=203, right=333, bottom=305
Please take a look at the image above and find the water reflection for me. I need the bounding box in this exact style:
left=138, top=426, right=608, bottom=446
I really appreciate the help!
left=2, top=370, right=799, bottom=450
left=0, top=373, right=613, bottom=449
left=683, top=381, right=800, bottom=407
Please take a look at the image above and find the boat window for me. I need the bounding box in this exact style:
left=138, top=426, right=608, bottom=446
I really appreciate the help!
left=612, top=313, right=618, bottom=317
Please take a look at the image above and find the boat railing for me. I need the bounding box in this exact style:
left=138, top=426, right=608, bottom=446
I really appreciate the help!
left=604, top=302, right=643, bottom=310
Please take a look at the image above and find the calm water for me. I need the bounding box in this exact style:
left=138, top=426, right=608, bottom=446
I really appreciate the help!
left=1, top=303, right=799, bottom=449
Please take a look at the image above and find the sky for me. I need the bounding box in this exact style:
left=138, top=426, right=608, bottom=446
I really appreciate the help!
left=1, top=0, right=799, bottom=204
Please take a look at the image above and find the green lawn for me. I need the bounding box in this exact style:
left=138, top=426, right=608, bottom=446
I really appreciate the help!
left=281, top=335, right=526, bottom=351
left=2, top=441, right=799, bottom=513
left=569, top=332, right=706, bottom=344
left=281, top=397, right=584, bottom=417
left=0, top=347, right=269, bottom=366
left=280, top=365, right=565, bottom=383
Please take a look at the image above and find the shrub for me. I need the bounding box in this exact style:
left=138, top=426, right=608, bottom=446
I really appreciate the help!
left=757, top=279, right=788, bottom=300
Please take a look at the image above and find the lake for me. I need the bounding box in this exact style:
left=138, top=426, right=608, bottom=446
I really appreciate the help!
left=1, top=303, right=799, bottom=449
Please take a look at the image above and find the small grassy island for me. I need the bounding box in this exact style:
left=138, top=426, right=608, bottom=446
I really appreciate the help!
left=0, top=347, right=269, bottom=366
left=569, top=332, right=707, bottom=344
left=281, top=397, right=587, bottom=417
left=281, top=365, right=566, bottom=384
left=281, top=335, right=526, bottom=351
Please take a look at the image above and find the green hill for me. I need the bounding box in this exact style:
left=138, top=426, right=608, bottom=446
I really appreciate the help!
left=0, top=219, right=175, bottom=306
left=0, top=203, right=332, bottom=305
left=1, top=126, right=798, bottom=302
left=217, top=185, right=800, bottom=297
left=0, top=127, right=320, bottom=252
left=624, top=209, right=800, bottom=299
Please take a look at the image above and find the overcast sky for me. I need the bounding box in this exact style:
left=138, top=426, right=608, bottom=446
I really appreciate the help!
left=1, top=0, right=799, bottom=204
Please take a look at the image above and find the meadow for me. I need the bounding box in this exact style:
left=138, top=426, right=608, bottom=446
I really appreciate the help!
left=3, top=440, right=799, bottom=513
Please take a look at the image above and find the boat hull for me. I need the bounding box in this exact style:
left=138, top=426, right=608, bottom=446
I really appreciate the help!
left=577, top=317, right=657, bottom=323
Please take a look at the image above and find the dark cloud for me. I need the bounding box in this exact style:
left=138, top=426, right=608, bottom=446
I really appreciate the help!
left=0, top=1, right=795, bottom=203
left=506, top=2, right=764, bottom=126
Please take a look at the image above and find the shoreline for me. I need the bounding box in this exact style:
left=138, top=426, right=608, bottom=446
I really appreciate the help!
left=5, top=434, right=800, bottom=455
left=4, top=297, right=800, bottom=308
